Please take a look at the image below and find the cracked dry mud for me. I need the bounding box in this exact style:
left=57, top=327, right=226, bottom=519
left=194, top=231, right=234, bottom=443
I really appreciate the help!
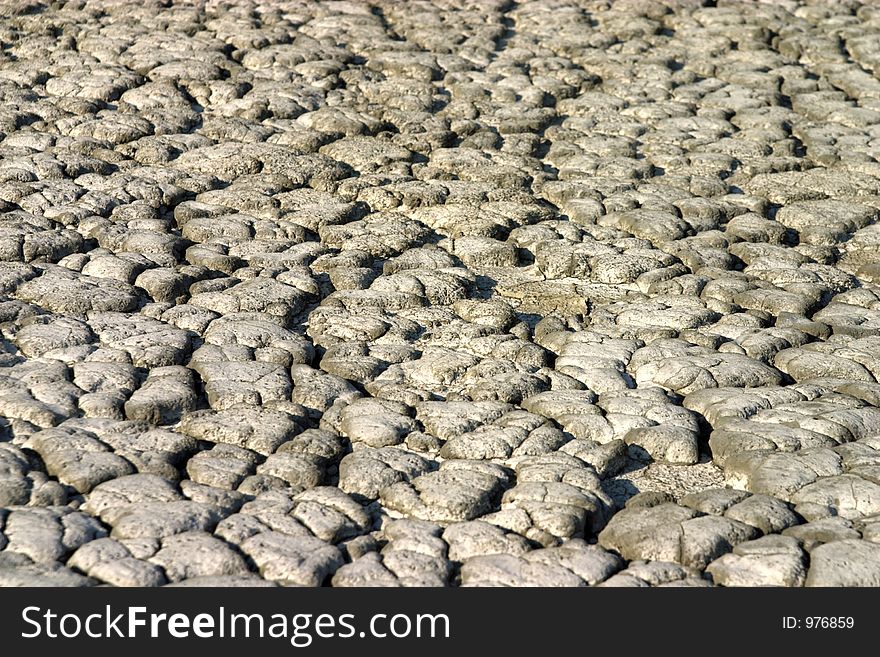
left=2, top=0, right=880, bottom=588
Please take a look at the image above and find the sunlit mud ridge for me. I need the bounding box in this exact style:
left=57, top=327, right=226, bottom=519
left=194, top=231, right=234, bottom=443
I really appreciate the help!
left=2, top=0, right=880, bottom=587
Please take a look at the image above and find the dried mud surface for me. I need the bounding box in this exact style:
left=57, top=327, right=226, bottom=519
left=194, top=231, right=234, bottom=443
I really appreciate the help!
left=2, top=0, right=880, bottom=587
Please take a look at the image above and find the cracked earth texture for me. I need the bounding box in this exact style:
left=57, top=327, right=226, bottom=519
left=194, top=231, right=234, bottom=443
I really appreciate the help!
left=2, top=0, right=880, bottom=587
